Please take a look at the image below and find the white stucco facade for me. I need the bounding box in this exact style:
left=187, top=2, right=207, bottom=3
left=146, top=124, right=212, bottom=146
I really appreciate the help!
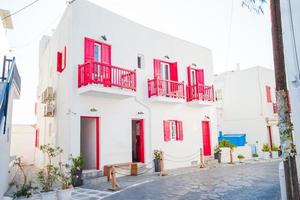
left=214, top=66, right=280, bottom=155
left=0, top=13, right=21, bottom=198
left=36, top=0, right=217, bottom=171
left=281, top=0, right=300, bottom=178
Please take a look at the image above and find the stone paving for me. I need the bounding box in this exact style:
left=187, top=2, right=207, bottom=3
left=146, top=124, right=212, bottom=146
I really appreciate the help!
left=7, top=159, right=281, bottom=199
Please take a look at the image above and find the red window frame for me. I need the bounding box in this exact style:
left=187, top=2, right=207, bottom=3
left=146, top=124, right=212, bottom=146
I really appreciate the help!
left=163, top=120, right=183, bottom=142
left=153, top=59, right=178, bottom=81
left=84, top=37, right=111, bottom=65
left=57, top=46, right=67, bottom=73
left=35, top=128, right=39, bottom=148
left=266, top=86, right=272, bottom=103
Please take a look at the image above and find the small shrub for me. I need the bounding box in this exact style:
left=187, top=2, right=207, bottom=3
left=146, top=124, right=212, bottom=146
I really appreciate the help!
left=153, top=150, right=161, bottom=160
left=237, top=154, right=245, bottom=159
left=262, top=144, right=270, bottom=152
left=252, top=153, right=259, bottom=158
left=272, top=145, right=279, bottom=151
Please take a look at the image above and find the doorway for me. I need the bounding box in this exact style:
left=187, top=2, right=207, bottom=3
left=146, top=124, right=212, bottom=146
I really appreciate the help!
left=132, top=119, right=144, bottom=163
left=80, top=116, right=100, bottom=170
left=202, top=121, right=211, bottom=156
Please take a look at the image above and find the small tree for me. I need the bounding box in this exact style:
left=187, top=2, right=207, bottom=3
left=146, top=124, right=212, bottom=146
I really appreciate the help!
left=219, top=139, right=236, bottom=164
left=37, top=144, right=63, bottom=192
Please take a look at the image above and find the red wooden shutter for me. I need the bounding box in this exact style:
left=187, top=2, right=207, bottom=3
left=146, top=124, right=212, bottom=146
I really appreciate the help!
left=170, top=62, right=178, bottom=81
left=266, top=86, right=272, bottom=102
left=84, top=37, right=95, bottom=63
left=163, top=120, right=170, bottom=142
left=187, top=66, right=191, bottom=86
left=101, top=43, right=111, bottom=65
left=176, top=121, right=183, bottom=141
left=35, top=128, right=39, bottom=148
left=57, top=52, right=62, bottom=72
left=196, top=69, right=204, bottom=93
left=154, top=59, right=161, bottom=78
left=140, top=119, right=145, bottom=163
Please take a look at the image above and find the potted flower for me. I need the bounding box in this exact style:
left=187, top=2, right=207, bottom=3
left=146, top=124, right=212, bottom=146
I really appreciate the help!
left=10, top=157, right=37, bottom=199
left=237, top=154, right=245, bottom=163
left=252, top=153, right=259, bottom=161
left=213, top=146, right=222, bottom=163
left=153, top=150, right=161, bottom=172
left=70, top=154, right=84, bottom=187
left=37, top=144, right=62, bottom=200
left=262, top=143, right=270, bottom=159
left=57, top=162, right=73, bottom=200
left=271, top=145, right=279, bottom=159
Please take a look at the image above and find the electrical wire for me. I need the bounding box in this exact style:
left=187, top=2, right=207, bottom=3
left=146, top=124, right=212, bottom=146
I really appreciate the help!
left=1, top=0, right=41, bottom=21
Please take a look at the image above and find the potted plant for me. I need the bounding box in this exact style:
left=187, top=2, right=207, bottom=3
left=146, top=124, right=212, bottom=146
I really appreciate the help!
left=213, top=145, right=222, bottom=163
left=153, top=150, right=161, bottom=172
left=37, top=144, right=62, bottom=200
left=271, top=145, right=279, bottom=159
left=219, top=140, right=236, bottom=164
left=252, top=153, right=259, bottom=161
left=10, top=157, right=37, bottom=199
left=262, top=143, right=270, bottom=159
left=70, top=154, right=84, bottom=187
left=237, top=154, right=245, bottom=163
left=57, top=162, right=73, bottom=200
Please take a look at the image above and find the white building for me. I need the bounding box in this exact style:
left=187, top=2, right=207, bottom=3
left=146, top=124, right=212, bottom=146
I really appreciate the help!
left=10, top=124, right=36, bottom=165
left=0, top=9, right=21, bottom=198
left=214, top=66, right=280, bottom=155
left=281, top=0, right=300, bottom=178
left=35, top=0, right=217, bottom=171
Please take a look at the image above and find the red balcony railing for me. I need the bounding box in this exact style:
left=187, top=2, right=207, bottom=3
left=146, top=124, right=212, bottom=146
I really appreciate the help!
left=148, top=78, right=185, bottom=99
left=78, top=62, right=136, bottom=91
left=186, top=84, right=214, bottom=102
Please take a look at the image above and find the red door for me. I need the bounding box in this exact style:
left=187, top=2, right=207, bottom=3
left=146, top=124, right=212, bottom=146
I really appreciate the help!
left=133, top=119, right=144, bottom=163
left=202, top=121, right=211, bottom=156
left=267, top=126, right=273, bottom=149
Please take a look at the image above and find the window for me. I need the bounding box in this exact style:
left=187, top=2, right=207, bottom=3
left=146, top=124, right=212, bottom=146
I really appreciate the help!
left=266, top=86, right=272, bottom=103
left=161, top=63, right=170, bottom=80
left=191, top=69, right=196, bottom=85
left=57, top=46, right=66, bottom=73
left=94, top=43, right=102, bottom=62
left=163, top=120, right=183, bottom=142
left=137, top=54, right=144, bottom=69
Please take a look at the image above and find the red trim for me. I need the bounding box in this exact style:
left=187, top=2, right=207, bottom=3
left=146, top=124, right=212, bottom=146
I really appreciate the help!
left=35, top=128, right=39, bottom=148
left=266, top=86, right=272, bottom=103
left=80, top=116, right=100, bottom=170
left=63, top=46, right=67, bottom=69
left=57, top=51, right=62, bottom=72
left=202, top=121, right=211, bottom=156
left=267, top=126, right=273, bottom=149
left=133, top=119, right=144, bottom=163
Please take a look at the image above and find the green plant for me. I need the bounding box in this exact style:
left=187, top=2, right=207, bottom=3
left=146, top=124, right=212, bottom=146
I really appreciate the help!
left=237, top=154, right=245, bottom=159
left=153, top=150, right=161, bottom=160
left=70, top=154, right=84, bottom=187
left=262, top=143, right=270, bottom=152
left=57, top=162, right=72, bottom=190
left=252, top=153, right=259, bottom=158
left=218, top=139, right=231, bottom=148
left=37, top=144, right=63, bottom=192
left=219, top=140, right=236, bottom=164
left=10, top=157, right=37, bottom=198
left=272, top=145, right=279, bottom=151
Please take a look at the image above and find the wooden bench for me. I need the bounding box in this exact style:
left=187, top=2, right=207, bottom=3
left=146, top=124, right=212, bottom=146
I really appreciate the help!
left=104, top=162, right=138, bottom=181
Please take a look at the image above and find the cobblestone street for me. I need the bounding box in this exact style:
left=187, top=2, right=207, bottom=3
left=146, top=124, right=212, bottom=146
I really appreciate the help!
left=101, top=161, right=281, bottom=200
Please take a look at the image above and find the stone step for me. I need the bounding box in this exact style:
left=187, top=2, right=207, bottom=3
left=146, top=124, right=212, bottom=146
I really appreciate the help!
left=82, top=170, right=103, bottom=179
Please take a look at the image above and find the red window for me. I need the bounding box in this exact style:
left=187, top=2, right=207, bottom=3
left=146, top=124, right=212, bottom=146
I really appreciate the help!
left=163, top=120, right=183, bottom=142
left=57, top=46, right=66, bottom=73
left=153, top=59, right=178, bottom=81
left=35, top=128, right=39, bottom=148
left=84, top=37, right=111, bottom=64
left=266, top=86, right=272, bottom=103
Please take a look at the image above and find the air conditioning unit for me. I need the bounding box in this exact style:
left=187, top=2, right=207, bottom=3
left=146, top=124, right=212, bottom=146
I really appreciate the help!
left=43, top=103, right=55, bottom=117
left=44, top=87, right=54, bottom=102
left=41, top=92, right=46, bottom=103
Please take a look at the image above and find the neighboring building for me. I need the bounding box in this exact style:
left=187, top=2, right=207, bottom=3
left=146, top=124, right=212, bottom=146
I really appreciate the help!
left=35, top=0, right=217, bottom=171
left=281, top=0, right=300, bottom=178
left=214, top=66, right=280, bottom=155
left=10, top=124, right=36, bottom=165
left=0, top=9, right=21, bottom=199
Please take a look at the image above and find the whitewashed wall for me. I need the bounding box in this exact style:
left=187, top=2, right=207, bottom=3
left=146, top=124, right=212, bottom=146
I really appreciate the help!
left=36, top=0, right=217, bottom=170
left=10, top=125, right=36, bottom=165
left=215, top=67, right=280, bottom=156
left=281, top=0, right=300, bottom=180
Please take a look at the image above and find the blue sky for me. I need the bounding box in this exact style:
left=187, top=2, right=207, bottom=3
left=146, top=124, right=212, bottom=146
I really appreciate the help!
left=0, top=0, right=273, bottom=124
